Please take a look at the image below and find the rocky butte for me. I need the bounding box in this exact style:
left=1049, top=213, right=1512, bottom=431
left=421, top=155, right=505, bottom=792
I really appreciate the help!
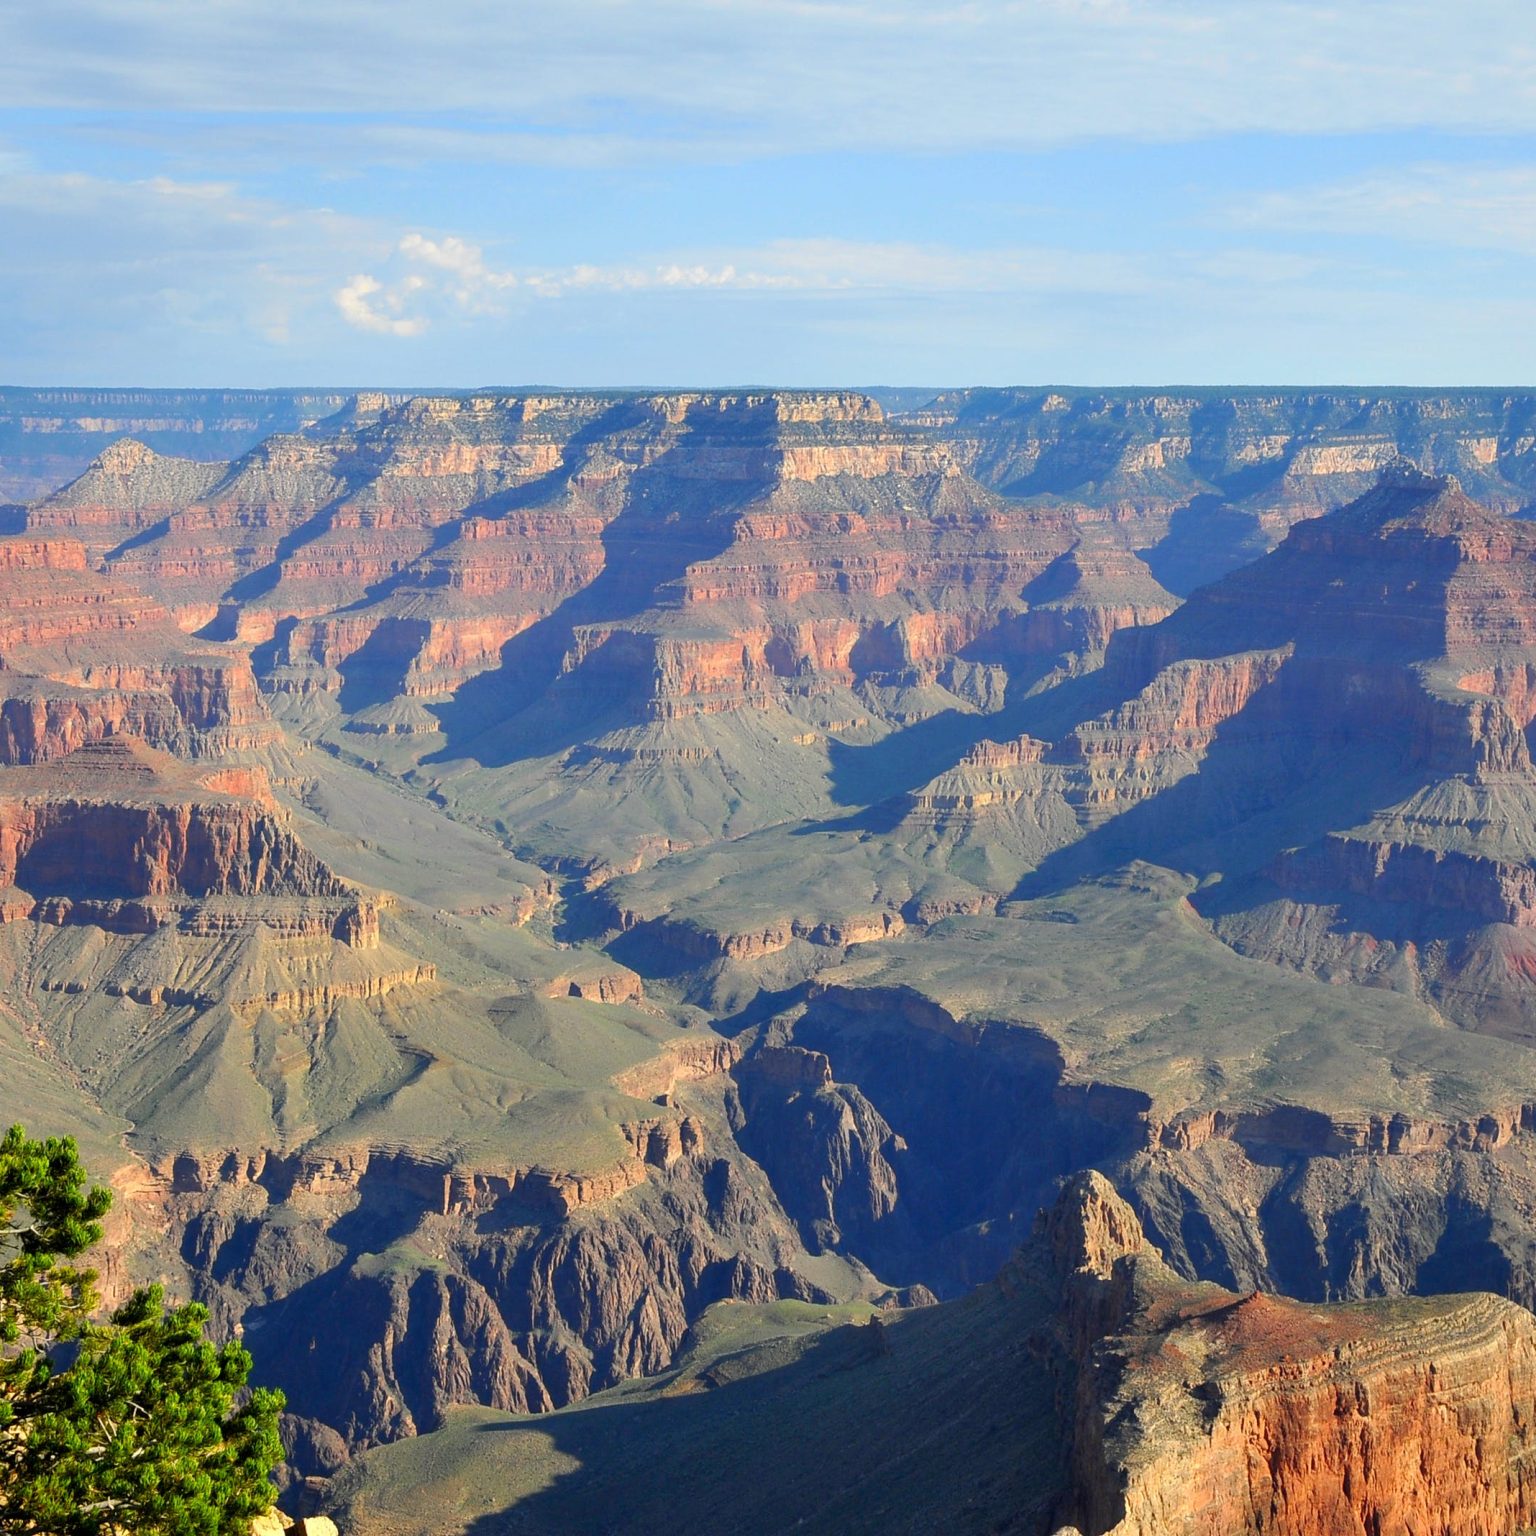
left=11, top=389, right=1536, bottom=1530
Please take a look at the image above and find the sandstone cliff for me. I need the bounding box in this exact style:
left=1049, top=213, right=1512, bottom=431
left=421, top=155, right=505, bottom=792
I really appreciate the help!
left=0, top=533, right=275, bottom=760
left=603, top=462, right=1536, bottom=1040
left=915, top=386, right=1536, bottom=591
left=16, top=401, right=1536, bottom=1532
left=1054, top=1171, right=1536, bottom=1536
left=2, top=748, right=309, bottom=887
left=0, top=385, right=373, bottom=502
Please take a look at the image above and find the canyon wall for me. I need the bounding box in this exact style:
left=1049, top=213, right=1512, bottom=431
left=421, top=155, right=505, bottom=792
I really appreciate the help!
left=1052, top=1171, right=1536, bottom=1536
left=14, top=395, right=1536, bottom=1526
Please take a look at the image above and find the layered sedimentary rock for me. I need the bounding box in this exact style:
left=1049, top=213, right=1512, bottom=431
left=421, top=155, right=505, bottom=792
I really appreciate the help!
left=44, top=392, right=1088, bottom=717
left=626, top=861, right=1536, bottom=1321
left=27, top=437, right=227, bottom=560
left=612, top=462, right=1536, bottom=1038
left=1130, top=464, right=1536, bottom=1037
left=0, top=533, right=275, bottom=760
left=1054, top=1171, right=1536, bottom=1536
left=81, top=1025, right=852, bottom=1501
left=27, top=390, right=1168, bottom=869
left=243, top=1135, right=834, bottom=1473
left=917, top=386, right=1536, bottom=591
left=0, top=736, right=387, bottom=963
left=321, top=1167, right=1536, bottom=1536
left=0, top=386, right=376, bottom=503
left=20, top=392, right=1536, bottom=1527
left=0, top=739, right=854, bottom=1492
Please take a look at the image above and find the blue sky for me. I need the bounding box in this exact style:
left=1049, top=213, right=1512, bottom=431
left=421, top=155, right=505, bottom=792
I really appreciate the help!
left=3, top=1, right=1536, bottom=386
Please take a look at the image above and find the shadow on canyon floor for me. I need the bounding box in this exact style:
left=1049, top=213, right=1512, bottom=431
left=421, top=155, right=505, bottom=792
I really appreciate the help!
left=420, top=1282, right=1064, bottom=1536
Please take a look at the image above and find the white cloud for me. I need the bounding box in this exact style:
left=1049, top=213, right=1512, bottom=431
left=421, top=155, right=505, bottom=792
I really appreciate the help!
left=335, top=230, right=1159, bottom=335
left=5, top=2, right=1536, bottom=154
left=334, top=273, right=429, bottom=336
left=0, top=154, right=401, bottom=369
left=398, top=234, right=518, bottom=306
left=725, top=238, right=1149, bottom=295
left=525, top=260, right=793, bottom=297
left=0, top=150, right=1168, bottom=359
left=5, top=133, right=1533, bottom=386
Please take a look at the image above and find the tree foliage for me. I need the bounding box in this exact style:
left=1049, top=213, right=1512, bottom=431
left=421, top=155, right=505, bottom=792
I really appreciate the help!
left=0, top=1126, right=284, bottom=1535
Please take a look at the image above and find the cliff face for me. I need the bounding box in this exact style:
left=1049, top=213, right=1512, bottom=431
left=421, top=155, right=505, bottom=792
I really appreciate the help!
left=704, top=963, right=1536, bottom=1313
left=0, top=533, right=275, bottom=761
left=97, top=1057, right=841, bottom=1498
left=28, top=391, right=1106, bottom=735
left=241, top=1137, right=829, bottom=1462
left=321, top=1165, right=1536, bottom=1536
left=805, top=464, right=1536, bottom=1039
left=0, top=738, right=380, bottom=952
left=1054, top=1172, right=1536, bottom=1536
left=18, top=390, right=1187, bottom=871
left=26, top=438, right=227, bottom=559
left=916, top=386, right=1536, bottom=591
left=22, top=395, right=1536, bottom=1527
left=1128, top=466, right=1536, bottom=1037
left=19, top=386, right=1536, bottom=582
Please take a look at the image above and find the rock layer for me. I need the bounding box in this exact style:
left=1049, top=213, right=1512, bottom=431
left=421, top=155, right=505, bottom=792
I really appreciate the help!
left=0, top=533, right=274, bottom=761
left=1054, top=1172, right=1536, bottom=1536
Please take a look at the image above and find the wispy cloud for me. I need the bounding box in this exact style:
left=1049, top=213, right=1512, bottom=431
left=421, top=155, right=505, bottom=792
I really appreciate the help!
left=333, top=231, right=1156, bottom=333
left=0, top=155, right=395, bottom=365
left=1231, top=165, right=1536, bottom=255
left=6, top=2, right=1536, bottom=155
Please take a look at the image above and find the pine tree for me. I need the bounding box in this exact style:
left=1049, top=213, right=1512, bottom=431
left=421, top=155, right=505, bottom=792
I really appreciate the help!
left=0, top=1125, right=284, bottom=1535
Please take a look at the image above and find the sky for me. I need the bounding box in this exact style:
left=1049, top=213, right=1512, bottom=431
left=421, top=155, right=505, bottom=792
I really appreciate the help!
left=2, top=1, right=1536, bottom=387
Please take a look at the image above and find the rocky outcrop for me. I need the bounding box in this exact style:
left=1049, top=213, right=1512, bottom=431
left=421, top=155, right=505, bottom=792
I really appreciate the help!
left=185, top=1128, right=834, bottom=1483
left=733, top=1044, right=908, bottom=1256
left=915, top=387, right=1536, bottom=589
left=263, top=389, right=1086, bottom=735
left=0, top=738, right=375, bottom=943
left=1050, top=1172, right=1536, bottom=1536
left=317, top=1160, right=1536, bottom=1536
left=1118, top=467, right=1536, bottom=1031
left=610, top=1034, right=742, bottom=1100
left=24, top=398, right=1536, bottom=1534
left=692, top=965, right=1536, bottom=1316
left=27, top=438, right=226, bottom=558
left=610, top=902, right=908, bottom=963
left=27, top=394, right=1094, bottom=737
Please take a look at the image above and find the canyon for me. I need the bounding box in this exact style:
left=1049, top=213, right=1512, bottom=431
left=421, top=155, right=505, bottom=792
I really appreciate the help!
left=8, top=387, right=1536, bottom=1531
left=327, top=1171, right=1536, bottom=1535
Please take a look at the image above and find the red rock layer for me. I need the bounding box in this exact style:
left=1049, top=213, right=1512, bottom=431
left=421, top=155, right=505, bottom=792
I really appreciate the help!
left=915, top=387, right=1536, bottom=540
left=30, top=394, right=1169, bottom=725
left=0, top=533, right=274, bottom=761
left=1050, top=1172, right=1536, bottom=1536
left=25, top=438, right=225, bottom=559
left=0, top=739, right=372, bottom=944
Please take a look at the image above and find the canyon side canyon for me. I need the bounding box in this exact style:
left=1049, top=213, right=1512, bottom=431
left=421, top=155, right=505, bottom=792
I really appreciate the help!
left=10, top=387, right=1536, bottom=1531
